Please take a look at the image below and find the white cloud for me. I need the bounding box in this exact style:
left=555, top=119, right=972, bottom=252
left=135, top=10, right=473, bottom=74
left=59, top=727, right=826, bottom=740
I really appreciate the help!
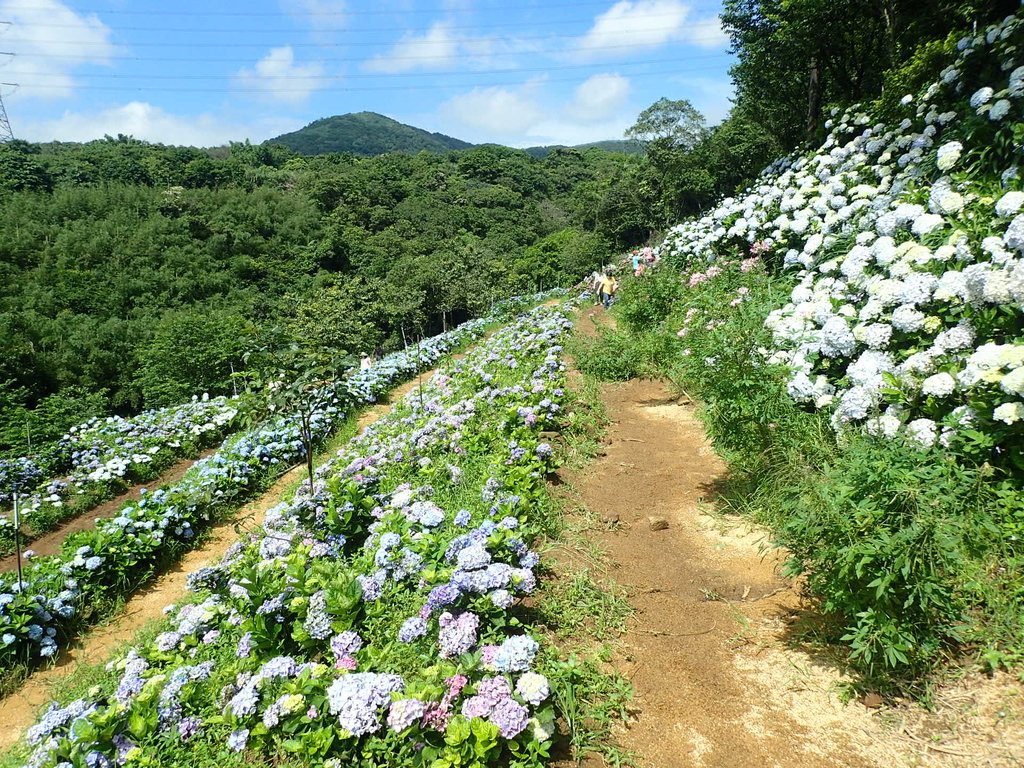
left=437, top=74, right=634, bottom=147
left=281, top=0, right=347, bottom=25
left=19, top=101, right=295, bottom=145
left=363, top=21, right=459, bottom=73
left=575, top=1, right=728, bottom=59
left=234, top=47, right=328, bottom=104
left=440, top=78, right=547, bottom=134
left=567, top=73, right=631, bottom=124
left=0, top=0, right=118, bottom=100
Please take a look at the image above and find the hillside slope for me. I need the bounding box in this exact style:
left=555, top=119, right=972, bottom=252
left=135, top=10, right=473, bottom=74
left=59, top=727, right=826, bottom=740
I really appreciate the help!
left=266, top=112, right=474, bottom=156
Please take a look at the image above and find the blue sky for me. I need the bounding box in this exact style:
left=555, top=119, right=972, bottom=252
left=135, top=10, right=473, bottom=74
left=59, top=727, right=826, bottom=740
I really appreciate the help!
left=0, top=0, right=735, bottom=148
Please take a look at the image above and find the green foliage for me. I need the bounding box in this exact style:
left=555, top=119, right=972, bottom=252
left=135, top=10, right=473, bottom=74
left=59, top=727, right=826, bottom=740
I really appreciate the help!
left=721, top=0, right=1019, bottom=150
left=614, top=269, right=687, bottom=334
left=136, top=310, right=251, bottom=408
left=0, top=133, right=632, bottom=426
left=0, top=384, right=106, bottom=458
left=771, top=437, right=1000, bottom=686
left=571, top=325, right=679, bottom=383
left=546, top=655, right=635, bottom=767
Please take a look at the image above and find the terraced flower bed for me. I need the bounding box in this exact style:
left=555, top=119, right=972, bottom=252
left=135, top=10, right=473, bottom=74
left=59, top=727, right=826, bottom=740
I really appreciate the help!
left=11, top=304, right=573, bottom=768
left=0, top=398, right=243, bottom=556
left=0, top=318, right=490, bottom=669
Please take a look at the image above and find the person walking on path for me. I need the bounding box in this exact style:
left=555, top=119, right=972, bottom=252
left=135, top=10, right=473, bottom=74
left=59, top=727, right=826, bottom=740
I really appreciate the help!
left=598, top=272, right=618, bottom=309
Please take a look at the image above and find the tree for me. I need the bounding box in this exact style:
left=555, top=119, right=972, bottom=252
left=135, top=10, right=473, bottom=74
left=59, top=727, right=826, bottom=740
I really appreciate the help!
left=625, top=98, right=708, bottom=156
left=137, top=310, right=251, bottom=408
left=721, top=0, right=1020, bottom=149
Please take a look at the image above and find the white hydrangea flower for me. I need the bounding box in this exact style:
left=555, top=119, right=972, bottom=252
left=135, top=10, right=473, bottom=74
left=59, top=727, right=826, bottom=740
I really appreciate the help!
left=1008, top=65, right=1024, bottom=93
left=994, top=402, right=1024, bottom=425
left=921, top=372, right=956, bottom=397
left=933, top=189, right=965, bottom=215
left=935, top=141, right=963, bottom=171
left=1004, top=214, right=1024, bottom=252
left=912, top=213, right=945, bottom=235
left=970, top=86, right=995, bottom=109
left=934, top=321, right=975, bottom=352
left=905, top=418, right=938, bottom=447
left=990, top=99, right=1011, bottom=121
left=1001, top=367, right=1024, bottom=396
left=995, top=191, right=1024, bottom=217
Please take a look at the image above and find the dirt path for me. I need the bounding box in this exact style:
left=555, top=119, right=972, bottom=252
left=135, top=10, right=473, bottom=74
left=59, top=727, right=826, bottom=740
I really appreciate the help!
left=0, top=373, right=436, bottom=751
left=569, top=377, right=892, bottom=767
left=566, top=312, right=1024, bottom=767
left=0, top=448, right=218, bottom=571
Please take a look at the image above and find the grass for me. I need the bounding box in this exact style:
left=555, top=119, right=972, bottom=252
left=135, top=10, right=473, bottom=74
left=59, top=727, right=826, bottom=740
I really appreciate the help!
left=536, top=570, right=632, bottom=642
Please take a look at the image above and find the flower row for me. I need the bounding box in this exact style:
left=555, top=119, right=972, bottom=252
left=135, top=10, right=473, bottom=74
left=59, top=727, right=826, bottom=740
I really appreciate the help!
left=0, top=397, right=242, bottom=540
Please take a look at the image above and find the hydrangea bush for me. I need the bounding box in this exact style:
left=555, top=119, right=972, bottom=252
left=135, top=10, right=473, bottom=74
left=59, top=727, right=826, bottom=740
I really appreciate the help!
left=658, top=12, right=1024, bottom=469
left=13, top=304, right=572, bottom=768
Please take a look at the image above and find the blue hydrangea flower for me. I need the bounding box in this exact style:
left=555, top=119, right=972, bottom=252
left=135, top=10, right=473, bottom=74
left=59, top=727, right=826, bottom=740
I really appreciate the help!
left=326, top=673, right=405, bottom=736
left=398, top=617, right=428, bottom=643
left=492, top=635, right=539, bottom=673
left=227, top=728, right=249, bottom=752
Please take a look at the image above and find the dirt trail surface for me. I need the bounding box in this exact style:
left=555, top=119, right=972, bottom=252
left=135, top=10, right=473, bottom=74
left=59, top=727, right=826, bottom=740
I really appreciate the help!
left=0, top=374, right=434, bottom=751
left=0, top=449, right=218, bottom=571
left=567, top=308, right=1024, bottom=768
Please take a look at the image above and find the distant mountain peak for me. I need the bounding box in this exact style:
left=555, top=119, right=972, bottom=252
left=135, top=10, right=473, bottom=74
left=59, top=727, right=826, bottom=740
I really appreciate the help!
left=266, top=113, right=474, bottom=157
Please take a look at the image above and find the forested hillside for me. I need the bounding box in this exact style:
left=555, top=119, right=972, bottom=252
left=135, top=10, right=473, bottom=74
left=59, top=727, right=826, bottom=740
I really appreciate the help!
left=0, top=139, right=635, bottom=457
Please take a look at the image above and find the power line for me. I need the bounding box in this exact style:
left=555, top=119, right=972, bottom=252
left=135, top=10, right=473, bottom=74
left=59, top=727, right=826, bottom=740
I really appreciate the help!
left=4, top=27, right=729, bottom=50
left=9, top=62, right=732, bottom=94
left=2, top=53, right=731, bottom=80
left=5, top=39, right=730, bottom=64
left=0, top=10, right=723, bottom=35
left=0, top=0, right=722, bottom=18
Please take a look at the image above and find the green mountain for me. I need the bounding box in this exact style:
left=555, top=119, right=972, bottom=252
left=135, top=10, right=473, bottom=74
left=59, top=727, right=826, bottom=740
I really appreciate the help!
left=266, top=112, right=474, bottom=156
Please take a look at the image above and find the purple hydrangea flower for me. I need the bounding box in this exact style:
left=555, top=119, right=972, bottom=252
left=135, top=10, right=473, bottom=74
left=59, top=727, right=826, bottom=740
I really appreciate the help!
left=456, top=544, right=491, bottom=570
left=154, top=631, right=181, bottom=652
left=236, top=632, right=254, bottom=659
left=178, top=716, right=202, bottom=740
left=438, top=611, right=480, bottom=658
left=490, top=697, right=530, bottom=738
left=330, top=631, right=363, bottom=660
left=227, top=728, right=249, bottom=752
left=259, top=656, right=298, bottom=680
left=326, top=673, right=405, bottom=736
left=423, top=584, right=461, bottom=616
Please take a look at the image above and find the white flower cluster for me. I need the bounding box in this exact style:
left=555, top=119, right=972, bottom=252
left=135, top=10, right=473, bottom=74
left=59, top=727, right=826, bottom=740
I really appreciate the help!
left=657, top=12, right=1024, bottom=449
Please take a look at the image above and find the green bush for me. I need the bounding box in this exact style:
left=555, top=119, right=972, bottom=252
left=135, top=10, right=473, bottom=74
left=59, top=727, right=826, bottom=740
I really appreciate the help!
left=772, top=436, right=1001, bottom=686
left=614, top=268, right=686, bottom=335
left=571, top=326, right=679, bottom=382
